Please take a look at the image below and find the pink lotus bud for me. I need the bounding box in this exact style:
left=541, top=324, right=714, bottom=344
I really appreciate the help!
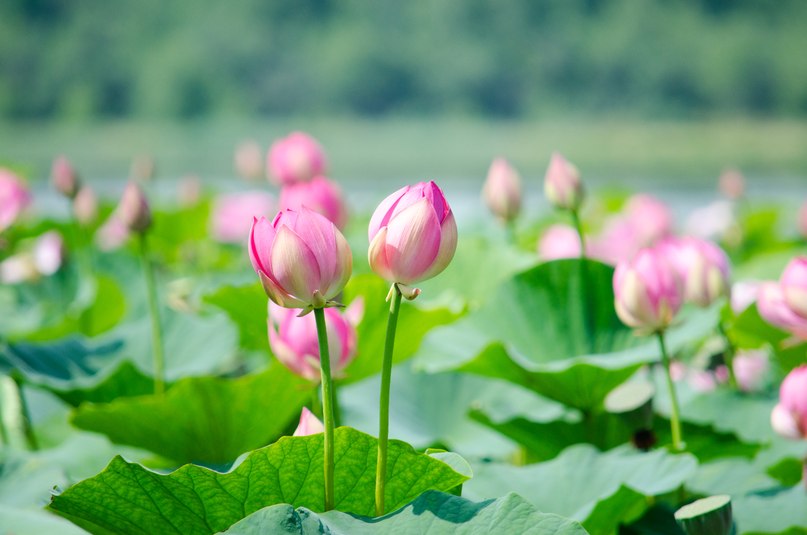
left=718, top=168, right=745, bottom=200
left=117, top=182, right=152, bottom=233
left=799, top=201, right=807, bottom=239
left=212, top=192, right=275, bottom=244
left=96, top=216, right=130, bottom=251
left=368, top=181, right=457, bottom=290
left=659, top=237, right=731, bottom=307
left=72, top=185, right=98, bottom=227
left=624, top=194, right=674, bottom=247
left=0, top=168, right=31, bottom=233
left=51, top=156, right=80, bottom=199
left=267, top=132, right=326, bottom=185
left=234, top=140, right=264, bottom=180
left=690, top=369, right=719, bottom=393
left=293, top=407, right=324, bottom=437
left=249, top=207, right=352, bottom=310
left=33, top=231, right=64, bottom=276
left=482, top=158, right=521, bottom=223
left=544, top=152, right=584, bottom=211
left=669, top=360, right=687, bottom=382
left=279, top=176, right=348, bottom=229
left=771, top=365, right=807, bottom=439
left=268, top=299, right=361, bottom=381
left=730, top=280, right=761, bottom=314
left=757, top=282, right=807, bottom=339
left=537, top=224, right=582, bottom=261
left=613, top=247, right=683, bottom=331
left=780, top=257, right=807, bottom=319
left=733, top=350, right=769, bottom=393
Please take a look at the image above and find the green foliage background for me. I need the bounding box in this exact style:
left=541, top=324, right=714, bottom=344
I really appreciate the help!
left=2, top=0, right=807, bottom=120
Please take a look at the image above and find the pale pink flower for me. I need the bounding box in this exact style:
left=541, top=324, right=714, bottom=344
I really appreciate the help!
left=212, top=191, right=274, bottom=243
left=771, top=365, right=807, bottom=439
left=117, top=182, right=151, bottom=233
left=658, top=236, right=731, bottom=307
left=267, top=132, right=326, bottom=185
left=537, top=224, right=582, bottom=261
left=279, top=176, right=348, bottom=229
left=293, top=407, right=324, bottom=437
left=483, top=158, right=521, bottom=223
left=733, top=350, right=769, bottom=393
left=613, top=246, right=683, bottom=331
left=51, top=156, right=80, bottom=199
left=544, top=152, right=584, bottom=211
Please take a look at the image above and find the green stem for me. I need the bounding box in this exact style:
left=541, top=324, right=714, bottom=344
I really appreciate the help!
left=570, top=209, right=587, bottom=259
left=139, top=234, right=165, bottom=395
left=13, top=376, right=38, bottom=450
left=375, top=284, right=403, bottom=517
left=657, top=331, right=683, bottom=451
left=332, top=381, right=342, bottom=428
left=717, top=322, right=738, bottom=389
left=314, top=308, right=336, bottom=511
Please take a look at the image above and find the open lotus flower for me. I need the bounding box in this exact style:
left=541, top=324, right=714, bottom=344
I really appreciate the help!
left=482, top=158, right=521, bottom=223
left=771, top=365, right=807, bottom=439
left=268, top=299, right=362, bottom=381
left=279, top=176, right=348, bottom=229
left=368, top=181, right=457, bottom=298
left=51, top=155, right=80, bottom=199
left=659, top=236, right=731, bottom=307
left=0, top=168, right=31, bottom=233
left=212, top=191, right=275, bottom=243
left=249, top=207, right=352, bottom=311
left=544, top=152, right=584, bottom=211
left=293, top=407, right=325, bottom=436
left=268, top=132, right=326, bottom=185
left=234, top=140, right=264, bottom=180
left=614, top=246, right=683, bottom=332
left=117, top=182, right=152, bottom=233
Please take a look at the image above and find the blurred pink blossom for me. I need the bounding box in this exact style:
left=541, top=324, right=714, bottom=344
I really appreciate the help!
left=267, top=132, right=326, bottom=185
left=279, top=176, right=348, bottom=229
left=537, top=224, right=582, bottom=261
left=211, top=191, right=274, bottom=243
left=0, top=168, right=31, bottom=233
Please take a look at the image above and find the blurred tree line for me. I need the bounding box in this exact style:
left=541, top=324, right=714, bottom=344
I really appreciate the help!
left=1, top=0, right=806, bottom=120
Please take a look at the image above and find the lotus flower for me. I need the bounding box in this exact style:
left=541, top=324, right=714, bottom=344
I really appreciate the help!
left=51, top=156, right=80, bottom=199
left=659, top=237, right=731, bottom=307
left=544, top=152, right=584, bottom=211
left=482, top=158, right=521, bottom=223
left=368, top=181, right=457, bottom=297
left=249, top=207, right=352, bottom=310
left=757, top=282, right=807, bottom=340
left=279, top=176, right=348, bottom=229
left=771, top=365, right=807, bottom=439
left=613, top=247, right=683, bottom=331
left=730, top=280, right=761, bottom=315
left=0, top=168, right=31, bottom=233
left=117, top=182, right=152, bottom=233
left=733, top=350, right=769, bottom=393
left=212, top=191, right=275, bottom=243
left=268, top=299, right=362, bottom=381
left=293, top=407, right=325, bottom=436
left=268, top=132, right=326, bottom=185
left=780, top=257, right=807, bottom=319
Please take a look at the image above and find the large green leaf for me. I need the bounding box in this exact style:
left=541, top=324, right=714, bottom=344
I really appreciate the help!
left=71, top=365, right=314, bottom=464
left=341, top=274, right=459, bottom=384
left=222, top=490, right=588, bottom=534
left=733, top=485, right=807, bottom=535
left=464, top=444, right=698, bottom=535
left=203, top=282, right=269, bottom=351
left=414, top=259, right=719, bottom=409
left=47, top=427, right=470, bottom=534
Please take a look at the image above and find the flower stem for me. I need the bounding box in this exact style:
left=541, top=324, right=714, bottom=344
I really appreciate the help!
left=332, top=381, right=342, bottom=428
left=657, top=331, right=683, bottom=451
left=314, top=307, right=336, bottom=512
left=13, top=376, right=38, bottom=450
left=139, top=234, right=165, bottom=395
left=717, top=322, right=738, bottom=389
left=570, top=209, right=587, bottom=259
left=375, top=284, right=403, bottom=517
